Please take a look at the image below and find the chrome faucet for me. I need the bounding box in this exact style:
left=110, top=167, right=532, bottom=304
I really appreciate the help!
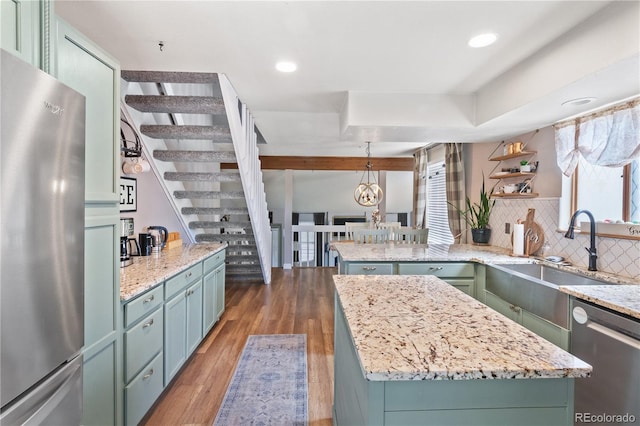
left=564, top=209, right=597, bottom=271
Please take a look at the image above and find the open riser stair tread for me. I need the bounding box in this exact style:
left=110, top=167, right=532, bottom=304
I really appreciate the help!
left=142, top=125, right=232, bottom=141
left=195, top=234, right=256, bottom=242
left=154, top=150, right=236, bottom=162
left=121, top=70, right=220, bottom=85
left=164, top=171, right=241, bottom=182
left=174, top=190, right=245, bottom=199
left=181, top=207, right=249, bottom=215
left=125, top=95, right=225, bottom=114
left=189, top=221, right=253, bottom=229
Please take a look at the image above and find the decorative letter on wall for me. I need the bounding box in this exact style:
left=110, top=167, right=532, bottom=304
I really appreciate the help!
left=119, top=177, right=137, bottom=212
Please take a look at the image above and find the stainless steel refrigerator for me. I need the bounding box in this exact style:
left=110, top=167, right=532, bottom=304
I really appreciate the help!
left=1, top=49, right=85, bottom=425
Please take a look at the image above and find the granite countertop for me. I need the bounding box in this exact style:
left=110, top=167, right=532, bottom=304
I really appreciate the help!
left=120, top=242, right=226, bottom=301
left=332, top=242, right=537, bottom=265
left=332, top=242, right=640, bottom=318
left=334, top=274, right=591, bottom=381
left=560, top=285, right=640, bottom=320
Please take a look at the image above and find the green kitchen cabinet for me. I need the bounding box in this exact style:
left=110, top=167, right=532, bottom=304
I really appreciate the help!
left=345, top=262, right=395, bottom=275
left=484, top=290, right=570, bottom=351
left=164, top=266, right=204, bottom=385
left=203, top=250, right=226, bottom=335
left=82, top=214, right=121, bottom=426
left=186, top=280, right=203, bottom=355
left=397, top=262, right=476, bottom=297
left=51, top=16, right=122, bottom=425
left=122, top=289, right=164, bottom=426
left=0, top=0, right=50, bottom=68
left=52, top=17, right=120, bottom=204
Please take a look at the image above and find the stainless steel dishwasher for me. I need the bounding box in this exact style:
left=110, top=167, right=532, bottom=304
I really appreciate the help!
left=571, top=299, right=640, bottom=425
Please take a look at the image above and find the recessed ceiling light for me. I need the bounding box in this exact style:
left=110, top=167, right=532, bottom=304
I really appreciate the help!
left=468, top=33, right=498, bottom=48
left=275, top=61, right=297, bottom=73
left=561, top=97, right=597, bottom=107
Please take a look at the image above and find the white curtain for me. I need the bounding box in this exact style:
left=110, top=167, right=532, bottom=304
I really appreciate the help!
left=413, top=147, right=429, bottom=229
left=555, top=98, right=640, bottom=177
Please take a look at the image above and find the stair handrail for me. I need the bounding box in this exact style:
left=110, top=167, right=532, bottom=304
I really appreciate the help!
left=219, top=74, right=272, bottom=284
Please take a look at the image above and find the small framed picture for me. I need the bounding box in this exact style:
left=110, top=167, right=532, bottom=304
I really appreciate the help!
left=120, top=177, right=137, bottom=212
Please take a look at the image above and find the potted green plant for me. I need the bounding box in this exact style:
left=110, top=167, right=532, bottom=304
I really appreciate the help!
left=450, top=177, right=495, bottom=244
left=520, top=160, right=531, bottom=173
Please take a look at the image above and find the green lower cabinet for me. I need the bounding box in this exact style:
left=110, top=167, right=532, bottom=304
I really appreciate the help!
left=83, top=215, right=121, bottom=425
left=397, top=262, right=476, bottom=298
left=346, top=262, right=395, bottom=275
left=82, top=338, right=119, bottom=426
left=485, top=290, right=570, bottom=351
left=125, top=352, right=164, bottom=426
left=164, top=277, right=203, bottom=385
left=521, top=309, right=570, bottom=351
left=164, top=291, right=187, bottom=384
left=214, top=264, right=226, bottom=320
left=203, top=251, right=226, bottom=335
left=484, top=290, right=521, bottom=322
left=186, top=280, right=203, bottom=355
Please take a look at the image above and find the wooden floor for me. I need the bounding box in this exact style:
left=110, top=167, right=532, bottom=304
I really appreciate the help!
left=142, top=267, right=336, bottom=426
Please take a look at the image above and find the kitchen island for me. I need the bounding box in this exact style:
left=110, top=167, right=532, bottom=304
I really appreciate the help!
left=333, top=274, right=591, bottom=426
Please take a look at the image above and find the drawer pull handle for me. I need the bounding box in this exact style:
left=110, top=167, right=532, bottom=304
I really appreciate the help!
left=143, top=319, right=154, bottom=329
left=143, top=295, right=155, bottom=304
left=186, top=272, right=192, bottom=278
left=142, top=368, right=154, bottom=380
left=362, top=267, right=376, bottom=271
left=428, top=267, right=444, bottom=271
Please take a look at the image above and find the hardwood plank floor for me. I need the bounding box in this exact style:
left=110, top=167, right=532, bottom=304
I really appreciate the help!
left=142, top=267, right=336, bottom=425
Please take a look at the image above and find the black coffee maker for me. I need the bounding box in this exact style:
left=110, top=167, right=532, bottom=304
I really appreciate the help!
left=120, top=236, right=132, bottom=267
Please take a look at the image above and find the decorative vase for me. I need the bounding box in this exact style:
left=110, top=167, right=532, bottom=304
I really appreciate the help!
left=471, top=228, right=491, bottom=245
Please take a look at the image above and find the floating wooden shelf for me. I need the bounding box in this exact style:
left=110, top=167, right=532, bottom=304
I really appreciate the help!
left=492, top=192, right=539, bottom=199
left=489, top=172, right=537, bottom=179
left=489, top=151, right=537, bottom=162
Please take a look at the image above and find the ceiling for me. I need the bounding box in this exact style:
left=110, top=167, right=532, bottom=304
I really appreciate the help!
left=55, top=1, right=640, bottom=157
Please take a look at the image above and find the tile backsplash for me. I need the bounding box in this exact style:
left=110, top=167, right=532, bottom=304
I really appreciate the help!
left=489, top=198, right=640, bottom=281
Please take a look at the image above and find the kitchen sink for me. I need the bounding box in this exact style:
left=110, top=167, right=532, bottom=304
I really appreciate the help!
left=496, top=263, right=610, bottom=287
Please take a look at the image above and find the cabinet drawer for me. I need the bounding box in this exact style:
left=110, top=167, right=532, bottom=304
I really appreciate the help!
left=203, top=249, right=225, bottom=273
left=125, top=351, right=164, bottom=426
left=346, top=263, right=394, bottom=275
left=124, top=286, right=163, bottom=328
left=124, top=308, right=163, bottom=383
left=165, top=263, right=202, bottom=300
left=397, top=262, right=474, bottom=277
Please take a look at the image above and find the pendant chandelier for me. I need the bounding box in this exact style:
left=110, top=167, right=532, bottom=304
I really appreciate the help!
left=354, top=142, right=384, bottom=207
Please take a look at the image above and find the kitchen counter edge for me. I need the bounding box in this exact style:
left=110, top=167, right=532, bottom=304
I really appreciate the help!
left=119, top=243, right=227, bottom=302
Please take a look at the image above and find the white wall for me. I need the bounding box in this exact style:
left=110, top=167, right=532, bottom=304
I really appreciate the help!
left=120, top=169, right=189, bottom=238
left=264, top=169, right=413, bottom=224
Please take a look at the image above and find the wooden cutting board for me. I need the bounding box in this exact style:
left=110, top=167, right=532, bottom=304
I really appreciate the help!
left=511, top=208, right=545, bottom=256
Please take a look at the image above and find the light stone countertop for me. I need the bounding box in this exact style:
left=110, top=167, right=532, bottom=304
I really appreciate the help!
left=120, top=243, right=226, bottom=302
left=332, top=242, right=535, bottom=264
left=334, top=274, right=592, bottom=381
left=560, top=285, right=640, bottom=320
left=333, top=242, right=640, bottom=318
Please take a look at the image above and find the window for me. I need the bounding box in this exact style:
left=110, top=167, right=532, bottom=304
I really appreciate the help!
left=427, top=161, right=454, bottom=244
left=560, top=158, right=640, bottom=228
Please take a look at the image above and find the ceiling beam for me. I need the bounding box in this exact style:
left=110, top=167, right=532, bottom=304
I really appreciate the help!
left=221, top=156, right=414, bottom=171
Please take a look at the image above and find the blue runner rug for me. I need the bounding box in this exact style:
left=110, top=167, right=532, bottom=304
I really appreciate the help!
left=213, top=334, right=308, bottom=425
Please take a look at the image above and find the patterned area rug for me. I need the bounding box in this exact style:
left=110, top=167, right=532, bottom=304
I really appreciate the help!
left=213, top=334, right=308, bottom=425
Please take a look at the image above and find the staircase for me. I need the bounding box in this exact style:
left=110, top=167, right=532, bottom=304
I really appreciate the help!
left=121, top=71, right=271, bottom=283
